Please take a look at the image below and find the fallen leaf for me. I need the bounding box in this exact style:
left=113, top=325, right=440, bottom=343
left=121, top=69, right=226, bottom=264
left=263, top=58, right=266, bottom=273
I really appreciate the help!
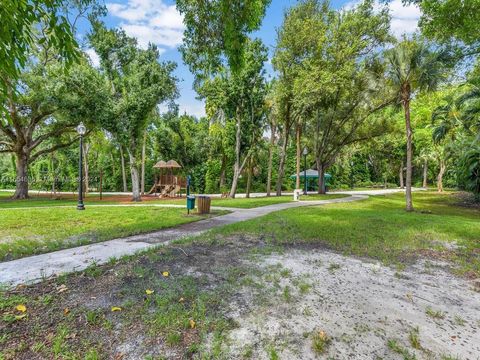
left=57, top=284, right=68, bottom=293
left=318, top=330, right=328, bottom=341
left=111, top=307, right=122, bottom=312
left=405, top=293, right=414, bottom=303
left=179, top=297, right=185, bottom=303
left=189, top=319, right=196, bottom=329
left=15, top=304, right=27, bottom=313
left=145, top=289, right=154, bottom=295
left=63, top=308, right=70, bottom=315
left=162, top=271, right=169, bottom=277
left=15, top=314, right=26, bottom=320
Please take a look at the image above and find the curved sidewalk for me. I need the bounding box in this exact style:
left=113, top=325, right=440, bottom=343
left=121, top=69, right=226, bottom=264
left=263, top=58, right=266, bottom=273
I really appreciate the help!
left=0, top=195, right=369, bottom=288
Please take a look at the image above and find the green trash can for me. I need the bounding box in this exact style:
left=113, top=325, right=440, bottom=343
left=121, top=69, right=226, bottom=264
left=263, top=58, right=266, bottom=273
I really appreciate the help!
left=187, top=196, right=195, bottom=211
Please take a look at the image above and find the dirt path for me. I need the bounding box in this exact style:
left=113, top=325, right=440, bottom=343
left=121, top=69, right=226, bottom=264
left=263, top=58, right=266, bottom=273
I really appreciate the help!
left=0, top=195, right=367, bottom=287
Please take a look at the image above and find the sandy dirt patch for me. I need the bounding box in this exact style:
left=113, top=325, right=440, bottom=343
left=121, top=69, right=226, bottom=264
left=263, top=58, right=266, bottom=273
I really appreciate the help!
left=2, top=236, right=479, bottom=359
left=225, top=248, right=480, bottom=359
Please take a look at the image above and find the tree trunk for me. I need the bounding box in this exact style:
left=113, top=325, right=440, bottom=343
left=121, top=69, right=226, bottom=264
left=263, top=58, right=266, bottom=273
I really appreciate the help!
left=295, top=123, right=301, bottom=189
left=110, top=152, right=116, bottom=183
left=141, top=131, right=146, bottom=195
left=437, top=159, right=446, bottom=192
left=230, top=171, right=240, bottom=199
left=13, top=151, right=29, bottom=199
left=422, top=158, right=428, bottom=188
left=229, top=106, right=243, bottom=198
left=266, top=124, right=276, bottom=197
left=120, top=146, right=128, bottom=193
left=82, top=143, right=90, bottom=194
left=276, top=124, right=289, bottom=196
left=316, top=158, right=326, bottom=194
left=219, top=154, right=226, bottom=189
left=399, top=161, right=404, bottom=188
left=128, top=150, right=141, bottom=202
left=246, top=158, right=252, bottom=198
left=50, top=155, right=56, bottom=196
left=403, top=95, right=414, bottom=212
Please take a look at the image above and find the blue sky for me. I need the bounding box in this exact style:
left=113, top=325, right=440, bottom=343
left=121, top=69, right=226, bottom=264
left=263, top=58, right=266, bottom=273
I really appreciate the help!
left=86, top=0, right=420, bottom=117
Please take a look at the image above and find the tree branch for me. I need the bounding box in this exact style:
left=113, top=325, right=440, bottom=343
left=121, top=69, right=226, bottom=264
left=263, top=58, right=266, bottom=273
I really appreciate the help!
left=30, top=137, right=79, bottom=162
left=29, top=125, right=76, bottom=151
left=0, top=121, right=17, bottom=141
left=26, top=109, right=56, bottom=140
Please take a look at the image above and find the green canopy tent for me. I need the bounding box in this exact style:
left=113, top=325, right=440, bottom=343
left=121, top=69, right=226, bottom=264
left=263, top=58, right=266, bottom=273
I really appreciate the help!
left=289, top=169, right=332, bottom=191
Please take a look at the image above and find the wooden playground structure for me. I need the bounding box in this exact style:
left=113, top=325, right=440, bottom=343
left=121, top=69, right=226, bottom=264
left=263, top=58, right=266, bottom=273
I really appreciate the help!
left=148, top=160, right=187, bottom=198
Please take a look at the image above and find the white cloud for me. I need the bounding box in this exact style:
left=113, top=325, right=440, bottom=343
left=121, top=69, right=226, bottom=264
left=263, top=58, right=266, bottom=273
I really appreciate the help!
left=344, top=0, right=420, bottom=38
left=388, top=0, right=421, bottom=37
left=157, top=99, right=206, bottom=119
left=106, top=0, right=184, bottom=50
left=85, top=48, right=100, bottom=67
left=179, top=100, right=206, bottom=119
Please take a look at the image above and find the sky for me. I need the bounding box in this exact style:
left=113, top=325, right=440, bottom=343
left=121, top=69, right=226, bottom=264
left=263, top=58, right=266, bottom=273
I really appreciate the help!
left=86, top=0, right=421, bottom=118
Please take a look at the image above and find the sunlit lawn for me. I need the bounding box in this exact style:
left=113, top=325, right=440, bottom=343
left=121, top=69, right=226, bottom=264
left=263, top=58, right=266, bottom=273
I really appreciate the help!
left=0, top=191, right=349, bottom=209
left=0, top=192, right=122, bottom=208
left=212, top=192, right=480, bottom=276
left=0, top=206, right=219, bottom=261
left=209, top=193, right=348, bottom=208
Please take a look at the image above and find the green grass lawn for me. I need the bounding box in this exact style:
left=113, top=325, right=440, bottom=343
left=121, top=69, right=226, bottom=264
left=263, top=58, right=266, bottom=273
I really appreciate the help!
left=0, top=206, right=218, bottom=261
left=0, top=192, right=348, bottom=209
left=0, top=191, right=478, bottom=359
left=0, top=192, right=122, bottom=208
left=209, top=193, right=348, bottom=208
left=298, top=193, right=349, bottom=201
left=211, top=192, right=480, bottom=276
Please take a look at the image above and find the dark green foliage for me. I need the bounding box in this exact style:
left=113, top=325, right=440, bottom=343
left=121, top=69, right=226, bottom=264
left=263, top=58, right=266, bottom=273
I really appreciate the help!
left=176, top=0, right=270, bottom=81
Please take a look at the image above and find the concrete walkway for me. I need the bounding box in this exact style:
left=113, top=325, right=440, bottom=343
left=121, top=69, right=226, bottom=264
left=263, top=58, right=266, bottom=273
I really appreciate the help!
left=0, top=195, right=370, bottom=287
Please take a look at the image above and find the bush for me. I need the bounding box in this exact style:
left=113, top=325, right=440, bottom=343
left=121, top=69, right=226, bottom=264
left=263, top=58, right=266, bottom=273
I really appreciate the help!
left=458, top=141, right=480, bottom=201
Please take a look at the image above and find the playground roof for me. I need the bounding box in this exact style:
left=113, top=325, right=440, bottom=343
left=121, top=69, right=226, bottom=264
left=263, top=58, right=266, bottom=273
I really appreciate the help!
left=153, top=160, right=167, bottom=168
left=289, top=169, right=332, bottom=179
left=154, top=160, right=182, bottom=169
left=166, top=160, right=181, bottom=168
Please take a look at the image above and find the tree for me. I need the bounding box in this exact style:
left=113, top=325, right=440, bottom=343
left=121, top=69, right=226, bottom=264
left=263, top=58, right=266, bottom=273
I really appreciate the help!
left=272, top=0, right=322, bottom=195
left=89, top=23, right=177, bottom=201
left=0, top=0, right=104, bottom=110
left=404, top=0, right=480, bottom=53
left=199, top=40, right=268, bottom=197
left=176, top=0, right=271, bottom=82
left=384, top=38, right=450, bottom=211
left=280, top=0, right=391, bottom=194
left=265, top=84, right=278, bottom=196
left=432, top=66, right=480, bottom=199
left=0, top=59, right=110, bottom=198
left=176, top=0, right=270, bottom=198
left=458, top=141, right=480, bottom=200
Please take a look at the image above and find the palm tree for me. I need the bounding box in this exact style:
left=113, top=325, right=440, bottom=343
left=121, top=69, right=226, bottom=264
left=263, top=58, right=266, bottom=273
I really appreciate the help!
left=431, top=93, right=463, bottom=192
left=432, top=76, right=480, bottom=200
left=385, top=39, right=449, bottom=211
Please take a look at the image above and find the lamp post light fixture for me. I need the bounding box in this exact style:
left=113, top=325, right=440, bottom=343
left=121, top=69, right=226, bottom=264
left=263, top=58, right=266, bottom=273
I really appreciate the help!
left=302, top=147, right=308, bottom=195
left=76, top=122, right=86, bottom=210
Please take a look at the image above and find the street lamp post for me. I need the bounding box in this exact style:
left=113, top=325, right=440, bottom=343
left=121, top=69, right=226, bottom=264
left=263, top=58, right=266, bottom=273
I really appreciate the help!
left=350, top=160, right=354, bottom=189
left=76, top=122, right=86, bottom=210
left=303, top=147, right=308, bottom=195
